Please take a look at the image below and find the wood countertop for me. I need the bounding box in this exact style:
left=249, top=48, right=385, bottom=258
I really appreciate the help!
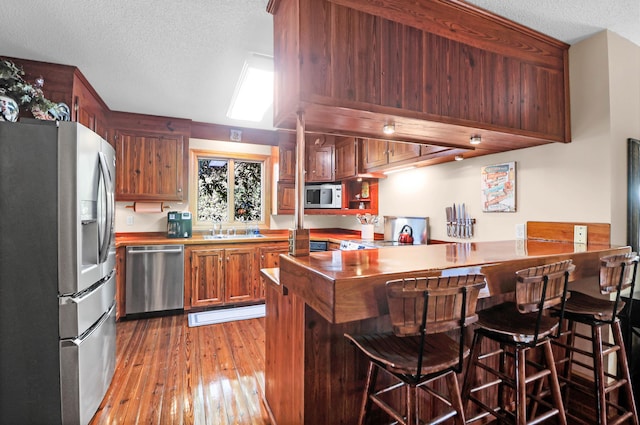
left=278, top=239, right=631, bottom=324
left=115, top=228, right=370, bottom=248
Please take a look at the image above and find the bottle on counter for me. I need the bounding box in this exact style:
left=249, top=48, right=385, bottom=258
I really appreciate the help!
left=361, top=181, right=370, bottom=199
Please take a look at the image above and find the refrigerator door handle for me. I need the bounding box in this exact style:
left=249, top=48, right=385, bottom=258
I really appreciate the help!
left=67, top=302, right=116, bottom=345
left=126, top=247, right=184, bottom=254
left=98, top=151, right=115, bottom=264
left=61, top=270, right=114, bottom=305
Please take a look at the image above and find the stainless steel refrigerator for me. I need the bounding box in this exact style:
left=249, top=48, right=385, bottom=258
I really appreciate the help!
left=0, top=120, right=116, bottom=425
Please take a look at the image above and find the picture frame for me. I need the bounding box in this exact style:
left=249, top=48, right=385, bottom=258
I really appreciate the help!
left=481, top=161, right=516, bottom=212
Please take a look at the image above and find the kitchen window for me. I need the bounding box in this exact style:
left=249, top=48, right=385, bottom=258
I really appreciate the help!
left=190, top=149, right=271, bottom=230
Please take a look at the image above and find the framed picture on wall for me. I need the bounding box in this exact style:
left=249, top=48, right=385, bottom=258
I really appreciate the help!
left=481, top=162, right=516, bottom=212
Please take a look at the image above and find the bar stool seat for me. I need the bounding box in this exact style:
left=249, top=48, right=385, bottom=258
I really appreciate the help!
left=551, top=252, right=639, bottom=425
left=345, top=274, right=486, bottom=425
left=461, top=260, right=574, bottom=425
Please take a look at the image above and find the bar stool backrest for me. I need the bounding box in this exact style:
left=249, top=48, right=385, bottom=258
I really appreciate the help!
left=599, top=252, right=639, bottom=295
left=386, top=274, right=487, bottom=377
left=386, top=274, right=486, bottom=337
left=515, top=260, right=575, bottom=314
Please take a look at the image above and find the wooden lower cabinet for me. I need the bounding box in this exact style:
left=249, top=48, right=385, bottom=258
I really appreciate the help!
left=225, top=247, right=256, bottom=303
left=258, top=245, right=289, bottom=298
left=185, top=241, right=288, bottom=309
left=190, top=248, right=225, bottom=308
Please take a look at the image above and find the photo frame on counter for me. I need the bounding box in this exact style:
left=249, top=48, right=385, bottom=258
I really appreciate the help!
left=481, top=161, right=516, bottom=212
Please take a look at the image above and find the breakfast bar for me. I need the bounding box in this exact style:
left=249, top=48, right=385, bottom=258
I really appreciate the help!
left=262, top=240, right=630, bottom=425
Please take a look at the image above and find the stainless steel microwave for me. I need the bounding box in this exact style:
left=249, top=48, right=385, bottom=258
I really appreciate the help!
left=305, top=184, right=342, bottom=208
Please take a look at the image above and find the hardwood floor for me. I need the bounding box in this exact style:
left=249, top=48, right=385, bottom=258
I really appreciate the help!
left=90, top=314, right=271, bottom=425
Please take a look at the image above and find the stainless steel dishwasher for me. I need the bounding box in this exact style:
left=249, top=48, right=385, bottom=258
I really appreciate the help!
left=125, top=245, right=184, bottom=315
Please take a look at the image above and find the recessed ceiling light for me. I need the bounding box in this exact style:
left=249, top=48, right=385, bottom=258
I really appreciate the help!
left=382, top=123, right=395, bottom=135
left=454, top=155, right=464, bottom=161
left=470, top=135, right=482, bottom=145
left=227, top=53, right=273, bottom=122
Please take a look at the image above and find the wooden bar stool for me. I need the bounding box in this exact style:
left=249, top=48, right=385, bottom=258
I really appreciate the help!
left=345, top=274, right=486, bottom=425
left=461, top=260, right=574, bottom=425
left=551, top=252, right=639, bottom=424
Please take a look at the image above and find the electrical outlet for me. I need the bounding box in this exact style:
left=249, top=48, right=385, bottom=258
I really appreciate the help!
left=126, top=215, right=134, bottom=226
left=574, top=225, right=587, bottom=244
left=515, top=223, right=525, bottom=239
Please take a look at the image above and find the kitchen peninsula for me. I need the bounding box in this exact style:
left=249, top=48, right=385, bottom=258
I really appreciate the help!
left=262, top=240, right=630, bottom=424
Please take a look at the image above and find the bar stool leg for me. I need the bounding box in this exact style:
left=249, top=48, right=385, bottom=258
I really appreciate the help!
left=612, top=319, right=640, bottom=425
left=461, top=332, right=484, bottom=416
left=592, top=323, right=608, bottom=424
left=515, top=347, right=527, bottom=425
left=543, top=339, right=568, bottom=425
left=445, top=371, right=465, bottom=425
left=407, top=384, right=416, bottom=425
left=359, top=362, right=377, bottom=425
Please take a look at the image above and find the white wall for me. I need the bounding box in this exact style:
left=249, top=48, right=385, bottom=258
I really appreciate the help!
left=371, top=31, right=640, bottom=245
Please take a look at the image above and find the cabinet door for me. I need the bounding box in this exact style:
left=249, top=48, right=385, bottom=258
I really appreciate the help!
left=190, top=249, right=224, bottom=308
left=279, top=142, right=296, bottom=181
left=306, top=136, right=335, bottom=182
left=420, top=144, right=449, bottom=157
left=73, top=75, right=109, bottom=142
left=258, top=244, right=289, bottom=299
left=388, top=141, right=421, bottom=164
left=115, top=132, right=185, bottom=201
left=277, top=181, right=295, bottom=214
left=335, top=137, right=358, bottom=180
left=225, top=247, right=256, bottom=303
left=361, top=139, right=388, bottom=170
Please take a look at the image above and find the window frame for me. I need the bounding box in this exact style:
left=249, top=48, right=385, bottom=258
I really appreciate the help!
left=189, top=148, right=272, bottom=231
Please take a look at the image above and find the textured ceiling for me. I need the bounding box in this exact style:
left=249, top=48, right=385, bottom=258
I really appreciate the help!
left=1, top=0, right=638, bottom=131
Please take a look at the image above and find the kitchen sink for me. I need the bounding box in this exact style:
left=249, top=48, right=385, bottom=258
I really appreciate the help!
left=202, top=234, right=266, bottom=240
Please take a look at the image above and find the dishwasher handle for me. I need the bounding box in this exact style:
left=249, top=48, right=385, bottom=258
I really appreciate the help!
left=126, top=246, right=184, bottom=255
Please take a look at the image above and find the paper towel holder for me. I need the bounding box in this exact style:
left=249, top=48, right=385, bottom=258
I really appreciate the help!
left=125, top=201, right=172, bottom=213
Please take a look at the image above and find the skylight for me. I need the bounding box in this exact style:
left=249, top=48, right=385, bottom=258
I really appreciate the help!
left=227, top=53, right=274, bottom=122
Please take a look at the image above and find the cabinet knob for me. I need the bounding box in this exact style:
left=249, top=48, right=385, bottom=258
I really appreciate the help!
left=178, top=188, right=182, bottom=192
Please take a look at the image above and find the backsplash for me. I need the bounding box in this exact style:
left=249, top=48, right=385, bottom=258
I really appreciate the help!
left=115, top=201, right=359, bottom=233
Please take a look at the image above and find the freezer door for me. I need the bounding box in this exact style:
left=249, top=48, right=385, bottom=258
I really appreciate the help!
left=60, top=303, right=116, bottom=425
left=59, top=270, right=116, bottom=339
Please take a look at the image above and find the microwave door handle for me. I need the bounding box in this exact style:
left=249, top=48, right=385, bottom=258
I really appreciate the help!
left=98, top=152, right=115, bottom=264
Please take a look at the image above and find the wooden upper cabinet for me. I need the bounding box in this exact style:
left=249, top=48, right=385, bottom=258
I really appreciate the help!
left=72, top=72, right=109, bottom=141
left=112, top=112, right=190, bottom=202
left=10, top=57, right=111, bottom=144
left=334, top=136, right=358, bottom=180
left=115, top=131, right=186, bottom=201
left=388, top=141, right=421, bottom=164
left=277, top=182, right=295, bottom=214
left=278, top=141, right=296, bottom=181
left=269, top=0, right=570, bottom=153
left=361, top=139, right=388, bottom=170
left=306, top=135, right=335, bottom=182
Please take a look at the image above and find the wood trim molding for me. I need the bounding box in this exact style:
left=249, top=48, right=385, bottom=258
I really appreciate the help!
left=191, top=121, right=278, bottom=146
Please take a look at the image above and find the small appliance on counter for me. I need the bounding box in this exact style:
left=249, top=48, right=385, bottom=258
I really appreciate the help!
left=304, top=183, right=342, bottom=209
left=384, top=216, right=429, bottom=244
left=167, top=211, right=192, bottom=238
